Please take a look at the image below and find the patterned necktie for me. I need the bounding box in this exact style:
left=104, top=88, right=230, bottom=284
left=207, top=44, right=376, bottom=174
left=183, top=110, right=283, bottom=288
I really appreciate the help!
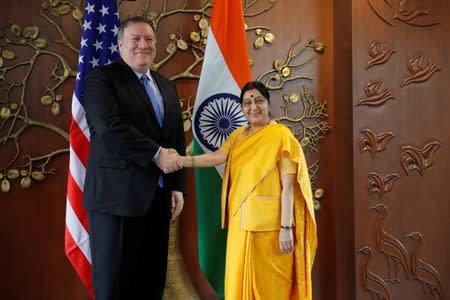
left=140, top=75, right=163, bottom=127
left=141, top=74, right=164, bottom=188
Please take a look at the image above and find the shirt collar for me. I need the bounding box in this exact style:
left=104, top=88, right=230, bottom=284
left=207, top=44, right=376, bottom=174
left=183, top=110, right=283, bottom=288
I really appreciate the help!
left=133, top=69, right=154, bottom=84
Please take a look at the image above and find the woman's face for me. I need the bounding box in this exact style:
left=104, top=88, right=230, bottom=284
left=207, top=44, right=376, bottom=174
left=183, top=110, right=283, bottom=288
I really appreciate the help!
left=241, top=88, right=270, bottom=128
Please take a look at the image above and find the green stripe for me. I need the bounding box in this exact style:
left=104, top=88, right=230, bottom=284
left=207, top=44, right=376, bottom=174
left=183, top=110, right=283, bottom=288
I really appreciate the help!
left=194, top=139, right=227, bottom=299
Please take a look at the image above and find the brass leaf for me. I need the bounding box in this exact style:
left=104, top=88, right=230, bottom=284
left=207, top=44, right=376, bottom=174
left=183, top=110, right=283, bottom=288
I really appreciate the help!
left=7, top=169, right=19, bottom=179
left=254, top=36, right=264, bottom=49
left=190, top=32, right=200, bottom=43
left=49, top=0, right=60, bottom=7
left=20, top=177, right=31, bottom=189
left=51, top=102, right=60, bottom=115
left=35, top=38, right=48, bottom=49
left=23, top=26, right=39, bottom=39
left=273, top=59, right=282, bottom=71
left=2, top=50, right=16, bottom=60
left=1, top=179, right=11, bottom=193
left=255, top=28, right=263, bottom=35
left=31, top=171, right=46, bottom=181
left=176, top=39, right=188, bottom=51
left=55, top=94, right=63, bottom=101
left=166, top=42, right=177, bottom=54
left=313, top=200, right=321, bottom=211
left=0, top=107, right=11, bottom=119
left=10, top=103, right=18, bottom=110
left=314, top=42, right=325, bottom=53
left=41, top=95, right=53, bottom=105
left=264, top=32, right=275, bottom=44
left=0, top=57, right=3, bottom=68
left=199, top=18, right=208, bottom=30
left=10, top=24, right=21, bottom=37
left=20, top=170, right=28, bottom=176
left=281, top=66, right=291, bottom=77
left=314, top=188, right=325, bottom=199
left=193, top=14, right=201, bottom=21
left=72, top=8, right=83, bottom=21
left=147, top=11, right=158, bottom=21
left=57, top=4, right=71, bottom=15
left=289, top=92, right=300, bottom=103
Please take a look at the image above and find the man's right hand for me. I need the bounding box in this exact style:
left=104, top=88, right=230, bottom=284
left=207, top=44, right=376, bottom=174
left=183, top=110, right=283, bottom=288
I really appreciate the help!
left=155, top=147, right=183, bottom=173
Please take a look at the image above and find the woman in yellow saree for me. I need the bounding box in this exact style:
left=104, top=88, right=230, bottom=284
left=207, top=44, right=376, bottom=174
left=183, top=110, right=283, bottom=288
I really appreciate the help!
left=183, top=81, right=317, bottom=299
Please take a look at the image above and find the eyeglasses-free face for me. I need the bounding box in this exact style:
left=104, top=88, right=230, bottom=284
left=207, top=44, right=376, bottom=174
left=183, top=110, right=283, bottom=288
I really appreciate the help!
left=241, top=89, right=270, bottom=128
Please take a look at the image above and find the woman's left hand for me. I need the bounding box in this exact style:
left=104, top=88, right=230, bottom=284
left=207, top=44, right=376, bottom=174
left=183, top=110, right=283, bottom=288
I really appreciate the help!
left=279, top=228, right=294, bottom=253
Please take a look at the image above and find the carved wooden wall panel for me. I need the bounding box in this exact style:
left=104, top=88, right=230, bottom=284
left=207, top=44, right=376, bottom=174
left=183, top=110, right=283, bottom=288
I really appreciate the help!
left=354, top=0, right=449, bottom=299
left=1, top=0, right=448, bottom=300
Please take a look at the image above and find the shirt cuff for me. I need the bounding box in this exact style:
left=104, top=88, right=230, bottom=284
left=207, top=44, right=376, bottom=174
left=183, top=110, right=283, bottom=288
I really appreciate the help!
left=152, top=146, right=161, bottom=162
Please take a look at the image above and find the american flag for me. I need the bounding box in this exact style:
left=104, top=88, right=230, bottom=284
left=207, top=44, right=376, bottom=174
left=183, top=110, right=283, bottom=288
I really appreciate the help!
left=65, top=0, right=119, bottom=296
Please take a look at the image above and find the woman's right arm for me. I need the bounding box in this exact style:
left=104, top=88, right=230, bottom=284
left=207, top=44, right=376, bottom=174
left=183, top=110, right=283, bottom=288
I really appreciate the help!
left=182, top=150, right=227, bottom=168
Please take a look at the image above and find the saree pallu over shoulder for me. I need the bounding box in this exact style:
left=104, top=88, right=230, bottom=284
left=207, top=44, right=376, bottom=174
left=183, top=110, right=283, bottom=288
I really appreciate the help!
left=221, top=123, right=317, bottom=299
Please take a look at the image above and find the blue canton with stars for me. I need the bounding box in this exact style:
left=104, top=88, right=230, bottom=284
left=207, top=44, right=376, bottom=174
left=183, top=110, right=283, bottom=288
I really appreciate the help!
left=75, top=0, right=120, bottom=102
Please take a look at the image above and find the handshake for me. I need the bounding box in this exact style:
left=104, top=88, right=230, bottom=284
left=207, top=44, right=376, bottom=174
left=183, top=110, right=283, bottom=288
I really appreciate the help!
left=155, top=147, right=185, bottom=174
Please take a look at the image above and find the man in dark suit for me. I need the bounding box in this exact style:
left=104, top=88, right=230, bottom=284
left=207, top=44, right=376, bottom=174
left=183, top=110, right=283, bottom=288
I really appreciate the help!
left=83, top=16, right=185, bottom=300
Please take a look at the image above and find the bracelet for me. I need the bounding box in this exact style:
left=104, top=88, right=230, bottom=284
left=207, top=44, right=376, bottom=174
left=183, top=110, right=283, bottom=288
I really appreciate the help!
left=190, top=155, right=195, bottom=168
left=280, top=225, right=292, bottom=229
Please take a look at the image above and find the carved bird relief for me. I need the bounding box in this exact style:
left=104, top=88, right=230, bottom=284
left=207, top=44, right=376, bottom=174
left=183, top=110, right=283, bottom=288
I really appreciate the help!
left=368, top=172, right=399, bottom=196
left=406, top=232, right=445, bottom=300
left=358, top=246, right=392, bottom=300
left=401, top=54, right=440, bottom=87
left=367, top=41, right=396, bottom=69
left=370, top=204, right=409, bottom=282
left=357, top=81, right=394, bottom=107
left=393, top=0, right=440, bottom=26
left=360, top=129, right=394, bottom=157
left=400, top=141, right=441, bottom=176
left=367, top=0, right=439, bottom=27
left=394, top=0, right=430, bottom=21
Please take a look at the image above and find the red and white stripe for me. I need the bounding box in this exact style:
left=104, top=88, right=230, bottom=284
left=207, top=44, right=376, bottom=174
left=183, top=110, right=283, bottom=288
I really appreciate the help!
left=65, top=93, right=94, bottom=297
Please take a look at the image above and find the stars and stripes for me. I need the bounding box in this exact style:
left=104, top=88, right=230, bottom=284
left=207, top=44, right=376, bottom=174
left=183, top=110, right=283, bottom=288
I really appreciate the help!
left=64, top=0, right=120, bottom=297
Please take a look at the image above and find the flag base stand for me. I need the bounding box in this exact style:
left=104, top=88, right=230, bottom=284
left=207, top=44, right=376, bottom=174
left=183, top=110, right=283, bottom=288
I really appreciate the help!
left=163, top=219, right=200, bottom=299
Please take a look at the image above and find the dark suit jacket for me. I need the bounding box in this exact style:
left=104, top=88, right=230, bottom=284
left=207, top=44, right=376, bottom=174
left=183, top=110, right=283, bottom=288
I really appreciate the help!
left=83, top=59, right=185, bottom=216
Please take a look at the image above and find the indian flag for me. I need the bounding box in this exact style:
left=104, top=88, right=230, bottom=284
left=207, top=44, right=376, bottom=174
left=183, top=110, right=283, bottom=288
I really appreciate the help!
left=192, top=0, right=251, bottom=298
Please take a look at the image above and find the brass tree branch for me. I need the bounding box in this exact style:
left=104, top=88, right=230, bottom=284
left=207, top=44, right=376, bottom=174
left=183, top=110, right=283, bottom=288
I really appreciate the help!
left=40, top=8, right=79, bottom=54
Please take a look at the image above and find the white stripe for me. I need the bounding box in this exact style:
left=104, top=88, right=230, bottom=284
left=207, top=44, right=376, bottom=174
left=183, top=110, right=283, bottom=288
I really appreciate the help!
left=193, top=29, right=240, bottom=178
left=65, top=198, right=92, bottom=264
left=69, top=146, right=86, bottom=190
left=71, top=93, right=90, bottom=141
left=193, top=28, right=240, bottom=140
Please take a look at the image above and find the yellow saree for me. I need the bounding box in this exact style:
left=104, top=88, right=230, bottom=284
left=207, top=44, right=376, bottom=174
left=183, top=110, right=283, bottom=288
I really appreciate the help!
left=219, top=123, right=317, bottom=300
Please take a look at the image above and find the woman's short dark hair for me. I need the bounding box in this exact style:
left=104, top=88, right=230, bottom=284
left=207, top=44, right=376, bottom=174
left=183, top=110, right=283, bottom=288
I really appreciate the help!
left=117, top=16, right=155, bottom=41
left=240, top=81, right=270, bottom=104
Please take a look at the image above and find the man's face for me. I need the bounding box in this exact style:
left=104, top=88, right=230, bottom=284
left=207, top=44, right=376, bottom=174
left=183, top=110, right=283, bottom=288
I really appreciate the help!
left=118, top=22, right=156, bottom=73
